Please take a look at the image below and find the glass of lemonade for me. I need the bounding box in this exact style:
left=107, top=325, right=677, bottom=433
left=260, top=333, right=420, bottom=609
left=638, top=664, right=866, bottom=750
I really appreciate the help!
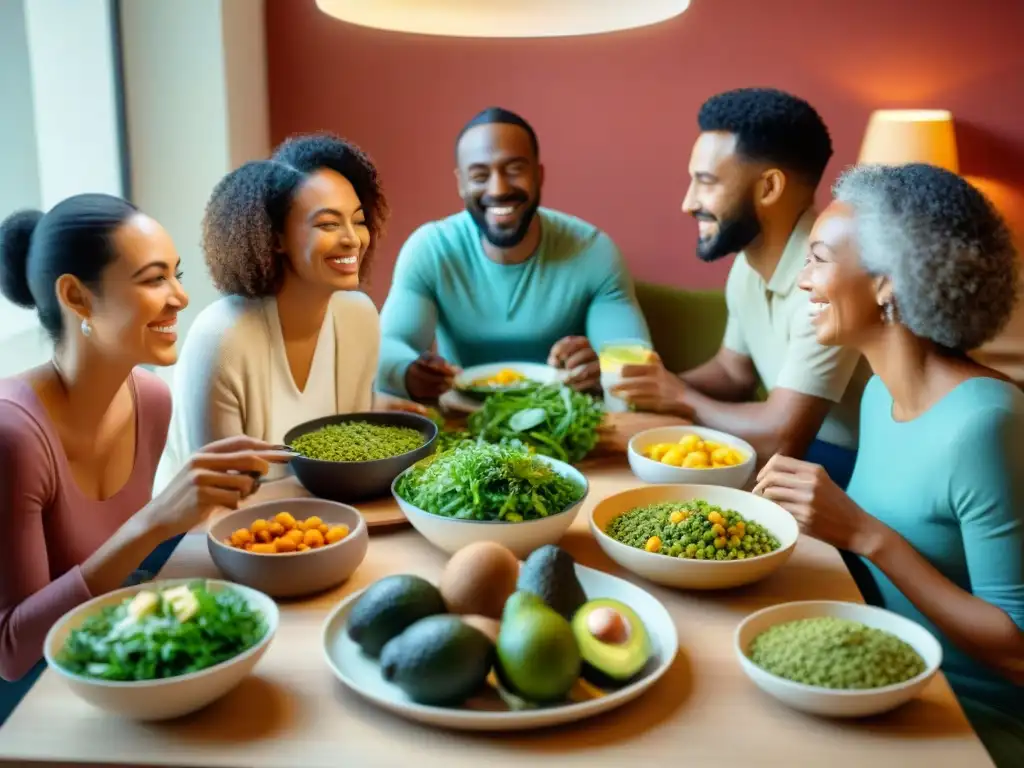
left=598, top=339, right=655, bottom=412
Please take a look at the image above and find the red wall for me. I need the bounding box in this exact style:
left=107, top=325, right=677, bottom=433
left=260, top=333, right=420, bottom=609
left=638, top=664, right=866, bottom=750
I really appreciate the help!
left=265, top=0, right=1024, bottom=307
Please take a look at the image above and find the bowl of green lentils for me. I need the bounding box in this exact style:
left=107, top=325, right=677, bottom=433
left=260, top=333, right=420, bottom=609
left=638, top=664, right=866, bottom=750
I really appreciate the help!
left=283, top=412, right=438, bottom=503
left=589, top=484, right=799, bottom=590
left=735, top=601, right=942, bottom=718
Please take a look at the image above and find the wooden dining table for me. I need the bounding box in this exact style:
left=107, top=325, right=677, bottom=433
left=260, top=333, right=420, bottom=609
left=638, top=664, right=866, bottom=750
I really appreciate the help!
left=0, top=432, right=998, bottom=767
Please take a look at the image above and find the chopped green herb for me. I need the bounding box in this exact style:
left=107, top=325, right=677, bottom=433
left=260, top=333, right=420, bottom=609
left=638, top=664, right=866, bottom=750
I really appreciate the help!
left=394, top=441, right=585, bottom=522
left=55, top=582, right=268, bottom=681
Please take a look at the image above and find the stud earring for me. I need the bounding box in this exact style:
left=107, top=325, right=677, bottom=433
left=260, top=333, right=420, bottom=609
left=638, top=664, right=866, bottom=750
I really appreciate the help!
left=881, top=301, right=896, bottom=325
left=81, top=319, right=92, bottom=337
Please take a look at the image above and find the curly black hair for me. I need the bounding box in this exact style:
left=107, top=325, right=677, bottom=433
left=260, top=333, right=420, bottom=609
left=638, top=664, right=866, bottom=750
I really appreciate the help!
left=202, top=132, right=389, bottom=298
left=698, top=87, right=833, bottom=186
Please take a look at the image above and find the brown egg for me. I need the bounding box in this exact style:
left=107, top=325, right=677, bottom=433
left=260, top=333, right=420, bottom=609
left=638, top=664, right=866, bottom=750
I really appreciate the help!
left=439, top=541, right=520, bottom=619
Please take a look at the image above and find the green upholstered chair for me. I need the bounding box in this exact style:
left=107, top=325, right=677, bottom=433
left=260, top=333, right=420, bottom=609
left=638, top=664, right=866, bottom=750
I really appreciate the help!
left=634, top=281, right=727, bottom=374
left=634, top=280, right=767, bottom=400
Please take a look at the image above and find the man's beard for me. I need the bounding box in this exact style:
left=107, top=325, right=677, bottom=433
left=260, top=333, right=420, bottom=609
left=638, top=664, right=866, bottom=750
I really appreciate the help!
left=466, top=193, right=540, bottom=249
left=695, top=196, right=761, bottom=262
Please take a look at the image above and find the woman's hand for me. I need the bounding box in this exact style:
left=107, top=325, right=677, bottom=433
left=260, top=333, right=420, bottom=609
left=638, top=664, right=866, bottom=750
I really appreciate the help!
left=752, top=454, right=888, bottom=556
left=143, top=436, right=294, bottom=537
left=373, top=391, right=429, bottom=415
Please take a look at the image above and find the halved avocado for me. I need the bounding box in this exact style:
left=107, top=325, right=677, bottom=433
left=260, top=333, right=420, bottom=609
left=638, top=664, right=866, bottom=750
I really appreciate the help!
left=570, top=598, right=652, bottom=687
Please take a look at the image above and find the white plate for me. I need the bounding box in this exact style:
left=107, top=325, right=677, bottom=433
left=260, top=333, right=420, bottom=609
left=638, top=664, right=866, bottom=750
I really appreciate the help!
left=321, top=563, right=678, bottom=731
left=453, top=361, right=564, bottom=392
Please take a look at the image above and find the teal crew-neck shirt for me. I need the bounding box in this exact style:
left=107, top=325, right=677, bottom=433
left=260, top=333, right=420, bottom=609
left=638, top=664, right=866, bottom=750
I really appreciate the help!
left=846, top=375, right=1024, bottom=732
left=377, top=207, right=651, bottom=397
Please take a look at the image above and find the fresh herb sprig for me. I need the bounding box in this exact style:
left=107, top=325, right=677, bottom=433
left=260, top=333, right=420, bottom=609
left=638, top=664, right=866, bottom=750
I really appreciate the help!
left=465, top=383, right=604, bottom=464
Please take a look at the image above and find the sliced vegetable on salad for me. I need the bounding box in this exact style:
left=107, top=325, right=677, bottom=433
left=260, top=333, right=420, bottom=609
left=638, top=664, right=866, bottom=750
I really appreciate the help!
left=54, top=581, right=269, bottom=682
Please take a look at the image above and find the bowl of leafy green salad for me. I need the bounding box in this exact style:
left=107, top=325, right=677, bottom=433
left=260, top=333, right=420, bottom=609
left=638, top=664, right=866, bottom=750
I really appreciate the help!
left=44, top=578, right=278, bottom=721
left=391, top=441, right=589, bottom=558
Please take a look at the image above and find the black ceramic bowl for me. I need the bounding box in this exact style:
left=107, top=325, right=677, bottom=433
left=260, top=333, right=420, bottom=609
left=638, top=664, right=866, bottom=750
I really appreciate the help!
left=283, top=412, right=438, bottom=503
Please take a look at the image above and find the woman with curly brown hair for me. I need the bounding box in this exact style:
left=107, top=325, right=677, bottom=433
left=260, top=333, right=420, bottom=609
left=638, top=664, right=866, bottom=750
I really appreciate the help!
left=160, top=133, right=422, bottom=484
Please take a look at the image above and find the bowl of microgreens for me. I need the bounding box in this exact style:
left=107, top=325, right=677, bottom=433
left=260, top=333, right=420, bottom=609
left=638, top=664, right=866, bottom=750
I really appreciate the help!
left=44, top=578, right=278, bottom=721
left=391, top=441, right=589, bottom=558
left=284, top=411, right=439, bottom=503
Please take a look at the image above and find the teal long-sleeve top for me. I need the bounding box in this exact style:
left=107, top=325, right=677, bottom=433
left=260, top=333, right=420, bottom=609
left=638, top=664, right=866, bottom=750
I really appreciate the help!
left=377, top=207, right=651, bottom=397
left=845, top=375, right=1024, bottom=761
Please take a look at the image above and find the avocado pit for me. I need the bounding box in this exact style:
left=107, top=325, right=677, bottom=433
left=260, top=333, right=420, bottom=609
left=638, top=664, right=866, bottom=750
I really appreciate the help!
left=586, top=607, right=630, bottom=645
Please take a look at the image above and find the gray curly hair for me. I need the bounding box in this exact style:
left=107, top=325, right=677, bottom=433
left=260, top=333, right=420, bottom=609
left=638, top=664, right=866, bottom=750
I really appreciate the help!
left=834, top=163, right=1019, bottom=352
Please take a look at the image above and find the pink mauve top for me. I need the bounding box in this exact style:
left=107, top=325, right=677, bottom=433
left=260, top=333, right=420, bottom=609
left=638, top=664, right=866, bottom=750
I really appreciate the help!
left=0, top=368, right=171, bottom=681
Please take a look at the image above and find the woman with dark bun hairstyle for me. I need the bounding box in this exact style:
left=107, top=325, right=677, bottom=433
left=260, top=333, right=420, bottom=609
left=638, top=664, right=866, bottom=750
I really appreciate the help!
left=0, top=194, right=291, bottom=690
left=160, top=132, right=422, bottom=486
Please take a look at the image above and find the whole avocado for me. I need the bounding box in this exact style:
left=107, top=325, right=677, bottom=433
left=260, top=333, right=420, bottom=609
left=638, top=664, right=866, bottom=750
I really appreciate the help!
left=496, top=597, right=581, bottom=703
left=516, top=545, right=587, bottom=621
left=380, top=615, right=495, bottom=706
left=346, top=575, right=446, bottom=658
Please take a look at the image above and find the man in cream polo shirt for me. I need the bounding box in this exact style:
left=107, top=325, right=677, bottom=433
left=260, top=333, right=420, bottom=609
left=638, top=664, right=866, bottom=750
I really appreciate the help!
left=615, top=87, right=870, bottom=487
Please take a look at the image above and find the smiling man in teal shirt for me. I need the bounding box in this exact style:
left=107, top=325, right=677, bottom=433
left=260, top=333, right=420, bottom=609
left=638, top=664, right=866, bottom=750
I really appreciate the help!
left=377, top=107, right=651, bottom=401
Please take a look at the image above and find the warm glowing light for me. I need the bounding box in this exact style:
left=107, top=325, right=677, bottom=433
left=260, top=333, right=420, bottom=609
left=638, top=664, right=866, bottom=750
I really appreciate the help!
left=858, top=109, right=959, bottom=173
left=315, top=0, right=690, bottom=38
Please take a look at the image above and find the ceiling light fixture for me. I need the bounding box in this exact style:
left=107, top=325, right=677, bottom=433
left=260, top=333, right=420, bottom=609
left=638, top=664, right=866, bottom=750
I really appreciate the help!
left=315, top=0, right=691, bottom=38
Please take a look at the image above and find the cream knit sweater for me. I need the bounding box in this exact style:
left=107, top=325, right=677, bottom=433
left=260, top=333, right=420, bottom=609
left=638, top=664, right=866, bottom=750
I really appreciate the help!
left=155, top=291, right=379, bottom=492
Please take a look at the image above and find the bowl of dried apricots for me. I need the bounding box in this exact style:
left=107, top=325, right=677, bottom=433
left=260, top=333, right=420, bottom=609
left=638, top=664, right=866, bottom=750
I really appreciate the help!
left=207, top=498, right=369, bottom=598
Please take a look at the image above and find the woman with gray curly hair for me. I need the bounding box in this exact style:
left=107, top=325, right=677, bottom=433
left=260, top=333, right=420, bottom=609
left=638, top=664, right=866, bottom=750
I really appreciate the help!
left=158, top=133, right=423, bottom=487
left=754, top=163, right=1023, bottom=765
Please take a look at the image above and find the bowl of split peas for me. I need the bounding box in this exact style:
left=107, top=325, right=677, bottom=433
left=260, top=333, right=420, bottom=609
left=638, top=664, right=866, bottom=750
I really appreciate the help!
left=207, top=498, right=369, bottom=598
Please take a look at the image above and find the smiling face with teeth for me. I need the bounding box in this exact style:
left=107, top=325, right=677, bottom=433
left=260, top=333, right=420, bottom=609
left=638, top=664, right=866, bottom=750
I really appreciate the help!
left=798, top=201, right=890, bottom=348
left=456, top=122, right=543, bottom=252
left=66, top=213, right=189, bottom=367
left=278, top=169, right=371, bottom=293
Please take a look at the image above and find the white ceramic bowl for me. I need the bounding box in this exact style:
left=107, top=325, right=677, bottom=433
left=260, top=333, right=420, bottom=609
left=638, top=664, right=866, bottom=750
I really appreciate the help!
left=44, top=578, right=278, bottom=721
left=392, top=455, right=589, bottom=558
left=207, top=498, right=369, bottom=598
left=628, top=425, right=756, bottom=489
left=735, top=601, right=943, bottom=718
left=590, top=484, right=798, bottom=590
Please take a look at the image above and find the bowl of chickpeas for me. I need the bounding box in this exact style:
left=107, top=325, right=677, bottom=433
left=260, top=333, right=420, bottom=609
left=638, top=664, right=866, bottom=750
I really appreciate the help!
left=207, top=498, right=369, bottom=598
left=627, top=426, right=756, bottom=489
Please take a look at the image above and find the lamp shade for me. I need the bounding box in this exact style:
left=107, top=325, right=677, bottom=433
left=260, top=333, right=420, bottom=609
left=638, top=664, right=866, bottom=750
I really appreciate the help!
left=315, top=0, right=690, bottom=38
left=858, top=109, right=959, bottom=173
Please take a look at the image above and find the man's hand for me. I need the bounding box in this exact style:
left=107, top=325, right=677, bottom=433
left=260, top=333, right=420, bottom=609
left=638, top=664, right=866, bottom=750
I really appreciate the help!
left=548, top=336, right=600, bottom=392
left=404, top=353, right=460, bottom=401
left=610, top=354, right=693, bottom=419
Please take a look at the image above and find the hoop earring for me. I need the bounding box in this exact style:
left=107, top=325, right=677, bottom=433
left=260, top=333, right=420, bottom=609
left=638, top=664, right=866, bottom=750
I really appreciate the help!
left=81, top=319, right=92, bottom=337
